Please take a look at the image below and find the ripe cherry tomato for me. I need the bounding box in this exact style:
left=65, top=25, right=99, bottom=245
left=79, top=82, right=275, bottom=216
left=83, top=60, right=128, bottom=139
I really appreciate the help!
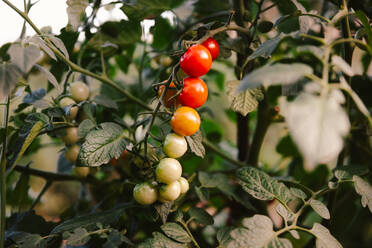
left=133, top=182, right=158, bottom=205
left=61, top=127, right=80, bottom=145
left=178, top=177, right=189, bottom=194
left=158, top=82, right=181, bottom=108
left=156, top=158, right=182, bottom=184
left=70, top=81, right=90, bottom=102
left=60, top=97, right=78, bottom=120
left=110, top=150, right=128, bottom=166
left=202, top=37, right=220, bottom=60
left=180, top=44, right=212, bottom=77
left=179, top=77, right=208, bottom=108
left=65, top=144, right=80, bottom=163
left=159, top=181, right=181, bottom=201
left=163, top=133, right=188, bottom=158
left=171, top=107, right=201, bottom=136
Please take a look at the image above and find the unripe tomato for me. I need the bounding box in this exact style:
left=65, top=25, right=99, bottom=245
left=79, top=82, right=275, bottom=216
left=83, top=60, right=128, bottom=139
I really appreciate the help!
left=178, top=177, right=189, bottom=194
left=202, top=37, right=220, bottom=60
left=156, top=158, right=182, bottom=184
left=65, top=144, right=80, bottom=163
left=133, top=182, right=158, bottom=205
left=74, top=167, right=90, bottom=177
left=163, top=133, right=187, bottom=158
left=158, top=82, right=181, bottom=108
left=61, top=127, right=80, bottom=145
left=70, top=81, right=90, bottom=102
left=159, top=181, right=181, bottom=201
left=180, top=44, right=212, bottom=77
left=60, top=97, right=78, bottom=120
left=179, top=77, right=208, bottom=108
left=160, top=55, right=172, bottom=67
left=171, top=107, right=201, bottom=136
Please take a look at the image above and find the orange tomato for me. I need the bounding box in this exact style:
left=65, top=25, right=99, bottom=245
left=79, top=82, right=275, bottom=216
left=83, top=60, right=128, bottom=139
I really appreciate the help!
left=170, top=107, right=201, bottom=136
left=158, top=82, right=181, bottom=108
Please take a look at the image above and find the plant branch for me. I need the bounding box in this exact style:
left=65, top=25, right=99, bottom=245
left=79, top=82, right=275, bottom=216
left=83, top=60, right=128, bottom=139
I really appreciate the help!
left=29, top=180, right=52, bottom=210
left=0, top=97, right=10, bottom=248
left=14, top=165, right=103, bottom=184
left=179, top=220, right=200, bottom=248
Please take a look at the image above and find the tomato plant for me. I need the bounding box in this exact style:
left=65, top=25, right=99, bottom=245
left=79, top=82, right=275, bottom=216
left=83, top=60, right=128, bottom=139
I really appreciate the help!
left=1, top=0, right=372, bottom=247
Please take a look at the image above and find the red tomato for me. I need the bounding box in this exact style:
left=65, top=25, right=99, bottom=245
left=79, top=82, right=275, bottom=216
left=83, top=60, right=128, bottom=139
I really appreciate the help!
left=202, top=37, right=220, bottom=60
left=179, top=77, right=208, bottom=108
left=180, top=44, right=212, bottom=77
left=171, top=106, right=201, bottom=136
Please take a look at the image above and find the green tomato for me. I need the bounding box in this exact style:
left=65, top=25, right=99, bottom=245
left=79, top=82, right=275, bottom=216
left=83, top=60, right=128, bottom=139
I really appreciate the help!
left=70, top=81, right=90, bottom=102
left=65, top=144, right=80, bottom=163
left=163, top=133, right=187, bottom=158
left=133, top=182, right=158, bottom=205
left=160, top=55, right=172, bottom=67
left=61, top=127, right=79, bottom=145
left=74, top=167, right=89, bottom=177
left=156, top=158, right=182, bottom=184
left=178, top=177, right=189, bottom=194
left=60, top=97, right=78, bottom=120
left=159, top=181, right=181, bottom=201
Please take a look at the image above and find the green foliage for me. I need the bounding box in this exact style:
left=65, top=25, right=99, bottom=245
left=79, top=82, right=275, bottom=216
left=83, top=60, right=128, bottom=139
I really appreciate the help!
left=2, top=0, right=372, bottom=247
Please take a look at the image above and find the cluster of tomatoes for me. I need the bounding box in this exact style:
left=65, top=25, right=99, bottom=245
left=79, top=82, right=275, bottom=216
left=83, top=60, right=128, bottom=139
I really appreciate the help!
left=133, top=37, right=220, bottom=205
left=58, top=81, right=91, bottom=177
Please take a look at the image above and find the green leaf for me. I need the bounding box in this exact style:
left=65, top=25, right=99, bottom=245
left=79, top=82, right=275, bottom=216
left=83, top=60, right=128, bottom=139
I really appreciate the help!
left=8, top=121, right=44, bottom=173
left=189, top=207, right=214, bottom=225
left=89, top=20, right=141, bottom=47
left=217, top=227, right=233, bottom=247
left=257, top=21, right=274, bottom=33
left=78, top=119, right=96, bottom=138
left=155, top=202, right=173, bottom=224
left=290, top=188, right=307, bottom=200
left=236, top=167, right=292, bottom=203
left=185, top=130, right=205, bottom=158
left=238, top=63, right=313, bottom=91
left=140, top=232, right=186, bottom=248
left=309, top=199, right=330, bottom=220
left=289, top=230, right=300, bottom=239
left=0, top=62, right=22, bottom=100
left=28, top=36, right=56, bottom=60
left=310, top=223, right=342, bottom=248
left=8, top=43, right=40, bottom=73
left=226, top=80, right=264, bottom=116
left=279, top=89, right=350, bottom=170
left=23, top=88, right=46, bottom=104
left=353, top=175, right=372, bottom=213
left=103, top=229, right=134, bottom=248
left=275, top=203, right=294, bottom=222
left=355, top=11, right=372, bottom=44
left=152, top=16, right=174, bottom=49
left=12, top=233, right=47, bottom=248
left=331, top=55, right=354, bottom=77
left=12, top=172, right=30, bottom=207
left=228, top=215, right=293, bottom=248
left=64, top=227, right=91, bottom=246
left=51, top=203, right=131, bottom=233
left=334, top=165, right=369, bottom=180
left=66, top=0, right=89, bottom=31
left=195, top=186, right=209, bottom=202
left=161, top=222, right=191, bottom=243
left=78, top=122, right=128, bottom=167
left=121, top=0, right=185, bottom=21
left=34, top=64, right=61, bottom=92
left=93, top=95, right=118, bottom=109
left=198, top=171, right=219, bottom=188
left=248, top=33, right=285, bottom=60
